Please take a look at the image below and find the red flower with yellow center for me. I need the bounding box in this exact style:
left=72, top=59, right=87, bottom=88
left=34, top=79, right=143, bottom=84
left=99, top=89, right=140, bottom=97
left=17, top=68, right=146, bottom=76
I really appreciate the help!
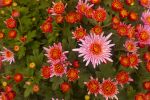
left=111, top=0, right=123, bottom=11
left=129, top=12, right=138, bottom=21
left=146, top=62, right=150, bottom=72
left=128, top=53, right=140, bottom=69
left=84, top=77, right=100, bottom=96
left=124, top=40, right=138, bottom=53
left=100, top=78, right=119, bottom=100
left=135, top=93, right=146, bottom=100
left=119, top=55, right=130, bottom=67
left=72, top=26, right=87, bottom=40
left=67, top=68, right=79, bottom=81
left=40, top=22, right=53, bottom=33
left=112, top=16, right=120, bottom=24
left=93, top=7, right=106, bottom=22
left=43, top=43, right=68, bottom=64
left=41, top=66, right=53, bottom=79
left=65, top=12, right=77, bottom=24
left=85, top=8, right=94, bottom=18
left=51, top=1, right=66, bottom=15
left=55, top=15, right=63, bottom=23
left=76, top=0, right=93, bottom=15
left=139, top=31, right=149, bottom=41
left=125, top=0, right=135, bottom=5
left=52, top=62, right=66, bottom=77
left=116, top=71, right=133, bottom=87
left=4, top=17, right=17, bottom=29
left=117, top=23, right=128, bottom=36
left=91, top=25, right=103, bottom=35
left=143, top=81, right=150, bottom=90
left=75, top=12, right=82, bottom=22
left=119, top=9, right=128, bottom=18
left=144, top=52, right=150, bottom=61
left=140, top=0, right=149, bottom=8
left=2, top=0, right=12, bottom=6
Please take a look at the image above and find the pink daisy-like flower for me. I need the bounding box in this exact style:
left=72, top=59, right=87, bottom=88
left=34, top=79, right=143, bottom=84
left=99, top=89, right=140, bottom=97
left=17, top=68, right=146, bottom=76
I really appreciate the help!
left=51, top=62, right=67, bottom=77
left=124, top=39, right=139, bottom=53
left=136, top=25, right=150, bottom=45
left=0, top=47, right=15, bottom=64
left=73, top=33, right=115, bottom=68
left=76, top=0, right=93, bottom=15
left=84, top=76, right=100, bottom=96
left=50, top=1, right=67, bottom=15
left=43, top=43, right=68, bottom=64
left=139, top=0, right=150, bottom=8
left=100, top=78, right=119, bottom=100
left=141, top=9, right=150, bottom=26
left=72, top=26, right=87, bottom=41
left=116, top=71, right=133, bottom=88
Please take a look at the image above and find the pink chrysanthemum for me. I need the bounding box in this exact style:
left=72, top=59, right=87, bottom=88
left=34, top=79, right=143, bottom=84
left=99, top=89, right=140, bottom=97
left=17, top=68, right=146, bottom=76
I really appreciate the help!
left=84, top=76, right=100, bottom=96
left=76, top=0, right=93, bottom=15
left=72, top=26, right=87, bottom=41
left=141, top=9, right=150, bottom=26
left=73, top=33, right=114, bottom=68
left=139, top=0, right=150, bottom=8
left=50, top=1, right=67, bottom=15
left=124, top=39, right=138, bottom=53
left=116, top=71, right=133, bottom=88
left=136, top=25, right=150, bottom=45
left=100, top=78, right=119, bottom=100
left=51, top=62, right=67, bottom=77
left=43, top=43, right=68, bottom=64
left=0, top=47, right=15, bottom=64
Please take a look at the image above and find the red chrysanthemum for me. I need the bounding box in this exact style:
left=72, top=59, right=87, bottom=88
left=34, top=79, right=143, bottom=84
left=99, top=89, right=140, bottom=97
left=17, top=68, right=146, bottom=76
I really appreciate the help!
left=117, top=23, right=129, bottom=36
left=119, top=55, right=130, bottom=67
left=40, top=22, right=53, bottom=33
left=55, top=15, right=63, bottom=23
left=93, top=7, right=107, bottom=22
left=146, top=62, right=150, bottom=72
left=67, top=68, right=79, bottom=81
left=41, top=66, right=53, bottom=79
left=90, top=25, right=103, bottom=35
left=65, top=12, right=77, bottom=24
left=119, top=9, right=128, bottom=18
left=90, top=0, right=100, bottom=4
left=135, top=93, right=146, bottom=100
left=100, top=78, right=119, bottom=100
left=116, top=71, right=133, bottom=87
left=112, top=16, right=120, bottom=24
left=127, top=26, right=136, bottom=39
left=51, top=1, right=66, bottom=15
left=129, top=11, right=138, bottom=21
left=128, top=53, right=140, bottom=69
left=52, top=62, right=66, bottom=77
left=143, top=81, right=150, bottom=90
left=125, top=0, right=135, bottom=5
left=4, top=17, right=17, bottom=29
left=84, top=77, right=100, bottom=96
left=111, top=0, right=123, bottom=11
left=144, top=52, right=150, bottom=61
left=60, top=82, right=71, bottom=93
left=85, top=8, right=94, bottom=18
left=72, top=26, right=87, bottom=40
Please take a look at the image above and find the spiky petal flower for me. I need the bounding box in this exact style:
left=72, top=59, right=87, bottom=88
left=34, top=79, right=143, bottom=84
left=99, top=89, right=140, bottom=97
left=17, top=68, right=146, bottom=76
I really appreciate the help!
left=93, top=7, right=107, bottom=22
left=0, top=47, right=15, bottom=64
left=73, top=33, right=114, bottom=68
left=41, top=66, right=53, bottom=79
left=139, top=0, right=150, bottom=8
left=67, top=68, right=79, bottom=81
left=116, top=71, right=133, bottom=87
left=141, top=9, right=150, bottom=26
left=100, top=78, right=119, bottom=100
left=51, top=62, right=67, bottom=77
left=136, top=25, right=150, bottom=45
left=128, top=53, right=141, bottom=69
left=84, top=77, right=100, bottom=96
left=124, top=39, right=138, bottom=53
left=43, top=43, right=68, bottom=64
left=50, top=1, right=67, bottom=15
left=72, top=26, right=87, bottom=41
left=76, top=0, right=93, bottom=15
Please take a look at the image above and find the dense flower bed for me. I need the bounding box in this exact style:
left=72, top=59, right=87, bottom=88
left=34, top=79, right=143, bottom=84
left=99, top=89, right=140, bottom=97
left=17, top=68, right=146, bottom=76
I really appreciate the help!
left=0, top=0, right=150, bottom=100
